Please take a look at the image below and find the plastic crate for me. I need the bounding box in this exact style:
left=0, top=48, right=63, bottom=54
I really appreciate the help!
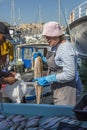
left=74, top=94, right=87, bottom=121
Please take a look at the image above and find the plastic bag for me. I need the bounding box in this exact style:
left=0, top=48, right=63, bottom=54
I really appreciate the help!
left=4, top=74, right=27, bottom=103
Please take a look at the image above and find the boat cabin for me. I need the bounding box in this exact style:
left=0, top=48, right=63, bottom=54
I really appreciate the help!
left=16, top=43, right=48, bottom=71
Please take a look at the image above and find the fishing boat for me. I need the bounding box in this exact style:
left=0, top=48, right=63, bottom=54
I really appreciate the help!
left=68, top=1, right=87, bottom=59
left=11, top=43, right=52, bottom=104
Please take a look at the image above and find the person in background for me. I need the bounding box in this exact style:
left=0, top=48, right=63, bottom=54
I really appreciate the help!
left=0, top=22, right=16, bottom=102
left=33, top=21, right=82, bottom=105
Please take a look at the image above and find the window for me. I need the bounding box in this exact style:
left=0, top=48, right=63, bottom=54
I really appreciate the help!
left=24, top=48, right=32, bottom=59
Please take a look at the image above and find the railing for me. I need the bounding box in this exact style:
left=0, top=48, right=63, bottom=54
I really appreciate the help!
left=69, top=1, right=87, bottom=23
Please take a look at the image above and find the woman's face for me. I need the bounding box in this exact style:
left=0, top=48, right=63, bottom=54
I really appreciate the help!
left=44, top=36, right=59, bottom=46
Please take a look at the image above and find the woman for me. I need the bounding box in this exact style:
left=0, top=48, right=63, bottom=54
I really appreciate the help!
left=33, top=21, right=82, bottom=105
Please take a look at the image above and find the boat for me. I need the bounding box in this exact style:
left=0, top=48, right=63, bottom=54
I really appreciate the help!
left=11, top=43, right=52, bottom=104
left=68, top=1, right=87, bottom=59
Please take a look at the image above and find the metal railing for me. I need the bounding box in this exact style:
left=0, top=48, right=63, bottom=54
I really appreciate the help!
left=69, top=1, right=87, bottom=23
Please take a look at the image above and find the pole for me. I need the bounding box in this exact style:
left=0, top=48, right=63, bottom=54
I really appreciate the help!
left=58, top=0, right=60, bottom=23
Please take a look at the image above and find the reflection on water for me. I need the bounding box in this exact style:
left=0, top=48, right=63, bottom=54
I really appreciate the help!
left=78, top=58, right=87, bottom=93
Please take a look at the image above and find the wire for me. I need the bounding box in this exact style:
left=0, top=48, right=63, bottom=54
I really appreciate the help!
left=60, top=0, right=72, bottom=42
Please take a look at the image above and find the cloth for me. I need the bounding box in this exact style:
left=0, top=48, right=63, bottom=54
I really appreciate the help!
left=52, top=85, right=76, bottom=105
left=0, top=40, right=14, bottom=61
left=4, top=73, right=27, bottom=103
left=46, top=41, right=77, bottom=105
left=54, top=41, right=76, bottom=82
left=4, top=80, right=27, bottom=103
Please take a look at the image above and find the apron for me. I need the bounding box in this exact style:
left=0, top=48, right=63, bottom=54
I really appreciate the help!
left=46, top=48, right=76, bottom=106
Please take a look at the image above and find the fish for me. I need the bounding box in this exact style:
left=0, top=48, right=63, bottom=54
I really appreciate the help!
left=41, top=116, right=66, bottom=129
left=0, top=114, right=6, bottom=122
left=68, top=119, right=81, bottom=125
left=20, top=120, right=27, bottom=127
left=27, top=128, right=45, bottom=130
left=61, top=116, right=71, bottom=123
left=0, top=119, right=13, bottom=129
left=28, top=115, right=42, bottom=121
left=13, top=117, right=27, bottom=123
left=26, top=118, right=40, bottom=128
left=6, top=114, right=17, bottom=121
left=0, top=114, right=6, bottom=119
left=16, top=125, right=25, bottom=130
left=25, top=128, right=39, bottom=130
left=9, top=123, right=20, bottom=130
left=34, top=56, right=43, bottom=104
left=40, top=116, right=59, bottom=126
left=12, top=115, right=24, bottom=123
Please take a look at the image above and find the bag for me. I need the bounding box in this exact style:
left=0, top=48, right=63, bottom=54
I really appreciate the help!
left=4, top=80, right=27, bottom=103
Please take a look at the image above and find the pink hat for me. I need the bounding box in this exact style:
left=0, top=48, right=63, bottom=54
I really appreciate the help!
left=42, top=21, right=63, bottom=37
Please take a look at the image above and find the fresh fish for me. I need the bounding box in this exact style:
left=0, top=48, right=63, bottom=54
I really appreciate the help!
left=28, top=115, right=42, bottom=121
left=13, top=117, right=27, bottom=123
left=0, top=114, right=6, bottom=122
left=10, top=123, right=20, bottom=130
left=0, top=114, right=6, bottom=119
left=26, top=128, right=39, bottom=130
left=20, top=121, right=27, bottom=127
left=28, top=128, right=45, bottom=130
left=34, top=56, right=43, bottom=104
left=16, top=125, right=25, bottom=130
left=25, top=128, right=45, bottom=130
left=68, top=119, right=81, bottom=125
left=61, top=117, right=71, bottom=123
left=6, top=114, right=16, bottom=121
left=40, top=116, right=59, bottom=126
left=41, top=116, right=66, bottom=129
left=12, top=115, right=24, bottom=122
left=0, top=119, right=13, bottom=130
left=26, top=118, right=40, bottom=128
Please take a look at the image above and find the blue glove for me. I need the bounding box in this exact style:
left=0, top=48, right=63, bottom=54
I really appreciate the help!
left=33, top=52, right=47, bottom=63
left=33, top=74, right=57, bottom=87
left=33, top=52, right=42, bottom=60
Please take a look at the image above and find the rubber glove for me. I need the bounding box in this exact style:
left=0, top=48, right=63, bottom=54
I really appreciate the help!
left=33, top=52, right=42, bottom=60
left=33, top=52, right=47, bottom=63
left=33, top=74, right=57, bottom=87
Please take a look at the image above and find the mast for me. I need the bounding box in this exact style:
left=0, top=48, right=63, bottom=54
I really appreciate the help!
left=10, top=0, right=16, bottom=26
left=58, top=0, right=60, bottom=23
left=18, top=8, right=21, bottom=26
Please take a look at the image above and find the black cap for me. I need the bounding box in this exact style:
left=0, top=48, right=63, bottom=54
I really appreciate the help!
left=0, top=22, right=13, bottom=40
